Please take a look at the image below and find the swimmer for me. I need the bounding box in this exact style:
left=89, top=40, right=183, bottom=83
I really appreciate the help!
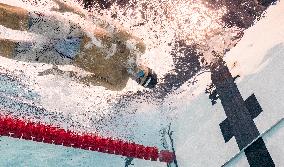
left=0, top=0, right=157, bottom=90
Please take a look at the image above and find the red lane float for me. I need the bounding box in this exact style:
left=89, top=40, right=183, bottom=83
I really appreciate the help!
left=0, top=114, right=174, bottom=163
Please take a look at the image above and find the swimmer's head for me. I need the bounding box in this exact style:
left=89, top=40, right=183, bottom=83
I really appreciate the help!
left=135, top=67, right=158, bottom=89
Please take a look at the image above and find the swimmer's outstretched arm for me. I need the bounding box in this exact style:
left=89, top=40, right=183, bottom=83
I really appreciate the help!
left=38, top=65, right=126, bottom=91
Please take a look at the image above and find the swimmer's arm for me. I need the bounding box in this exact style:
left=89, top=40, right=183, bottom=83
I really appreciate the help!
left=37, top=66, right=125, bottom=91
left=79, top=74, right=126, bottom=91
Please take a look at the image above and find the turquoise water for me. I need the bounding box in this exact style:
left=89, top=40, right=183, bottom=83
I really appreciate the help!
left=0, top=137, right=124, bottom=167
left=0, top=136, right=165, bottom=167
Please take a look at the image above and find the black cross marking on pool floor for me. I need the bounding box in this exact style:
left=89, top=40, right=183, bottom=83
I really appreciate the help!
left=210, top=61, right=275, bottom=167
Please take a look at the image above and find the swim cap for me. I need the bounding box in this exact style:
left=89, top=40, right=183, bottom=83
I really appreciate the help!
left=136, top=68, right=158, bottom=88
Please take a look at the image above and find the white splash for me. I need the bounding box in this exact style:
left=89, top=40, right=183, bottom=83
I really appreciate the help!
left=0, top=0, right=233, bottom=136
